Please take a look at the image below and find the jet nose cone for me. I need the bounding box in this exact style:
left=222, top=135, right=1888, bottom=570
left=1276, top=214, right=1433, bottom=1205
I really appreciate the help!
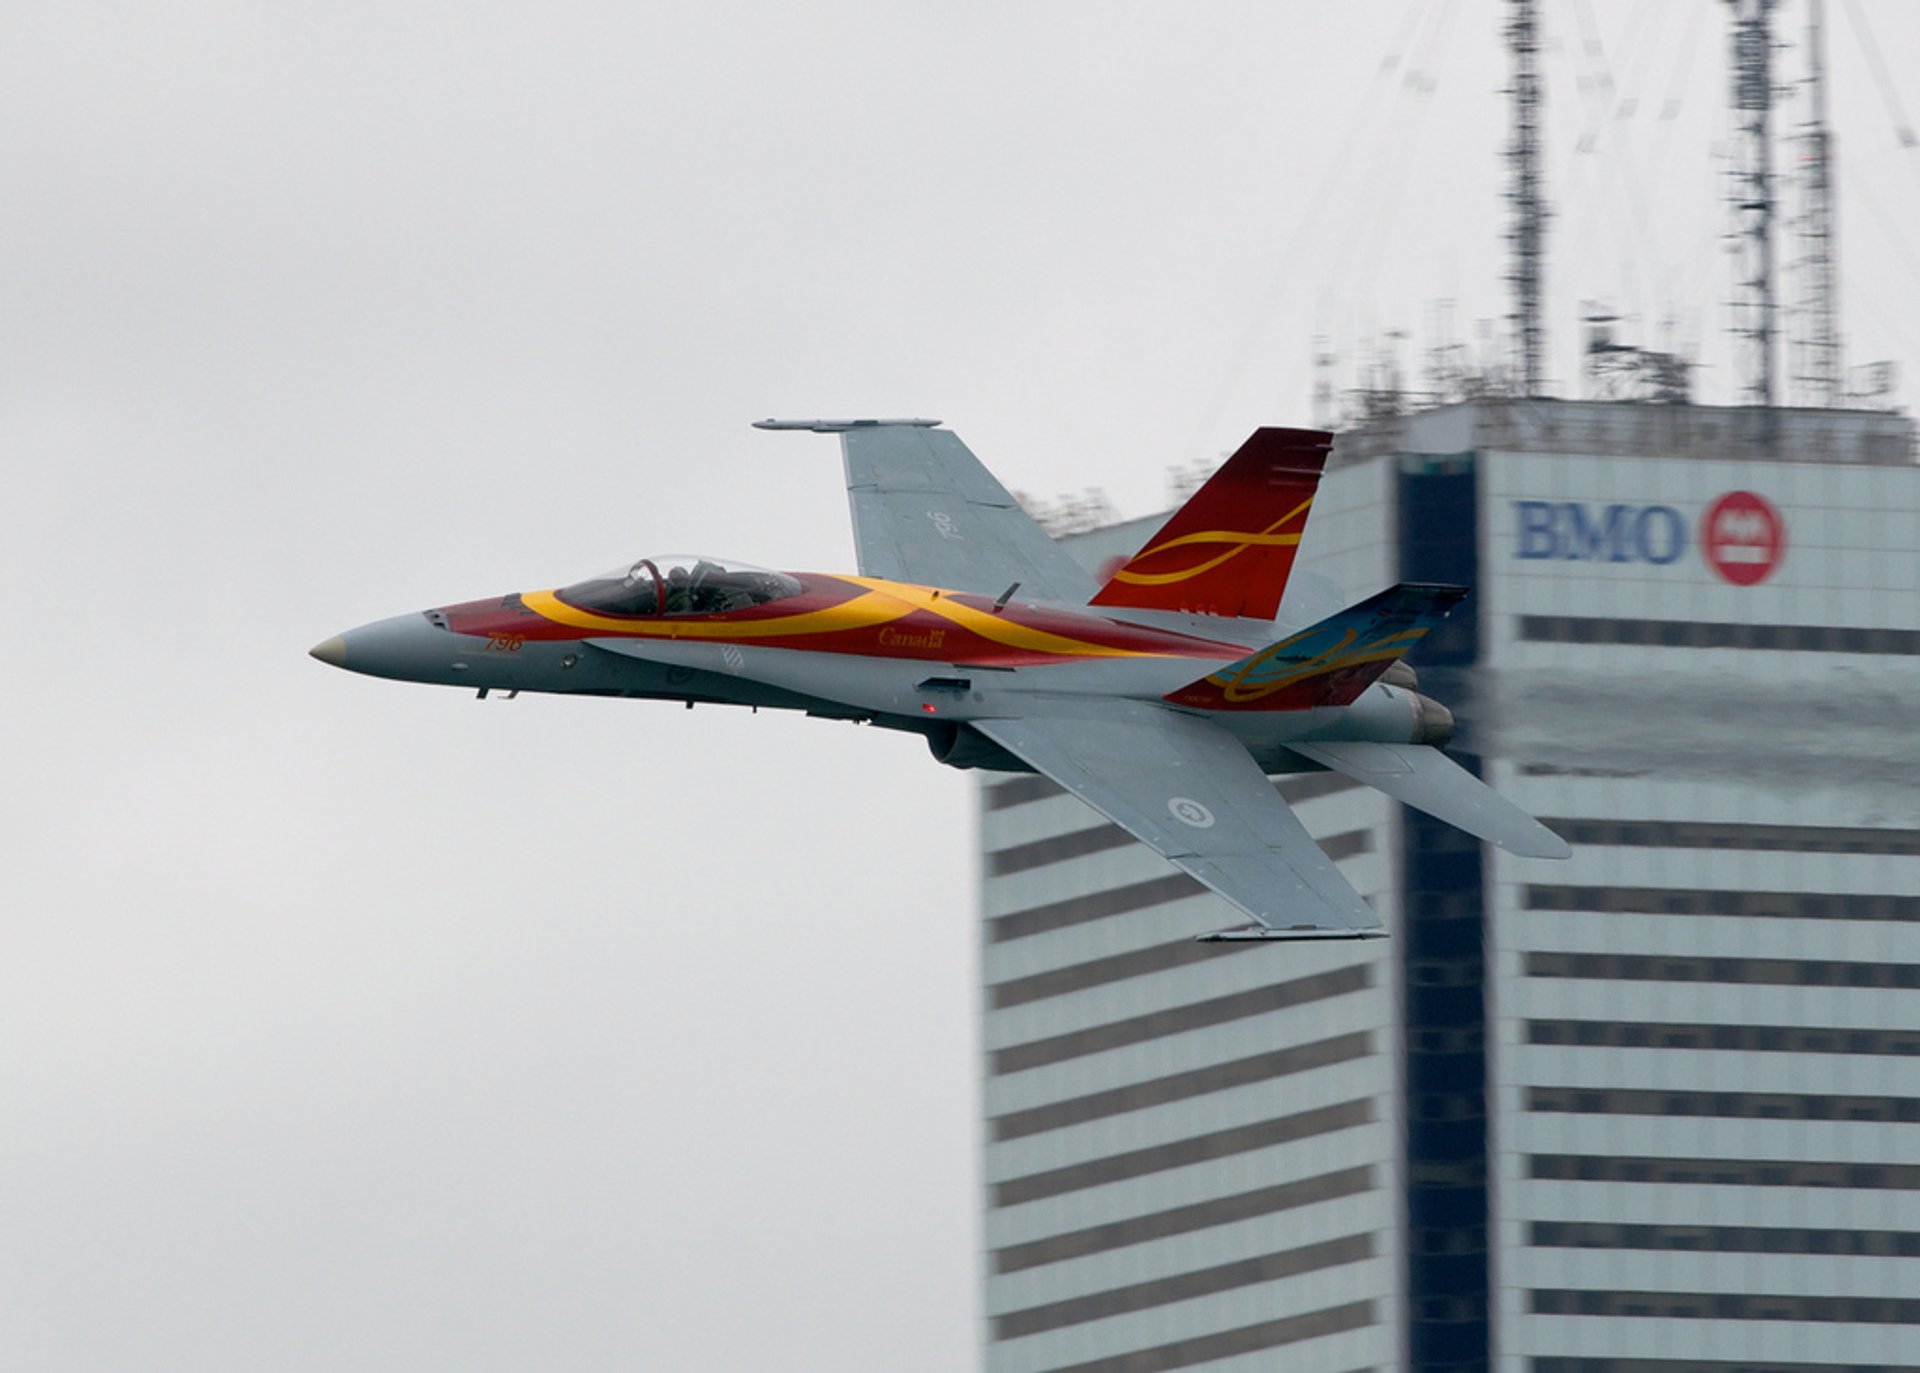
left=309, top=611, right=475, bottom=685
left=309, top=635, right=349, bottom=668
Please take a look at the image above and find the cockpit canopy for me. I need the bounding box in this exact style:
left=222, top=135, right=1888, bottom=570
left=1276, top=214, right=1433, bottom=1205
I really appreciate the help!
left=558, top=556, right=805, bottom=618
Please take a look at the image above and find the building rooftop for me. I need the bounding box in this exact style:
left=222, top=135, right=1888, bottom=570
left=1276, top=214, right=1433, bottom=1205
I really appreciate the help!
left=1337, top=396, right=1916, bottom=468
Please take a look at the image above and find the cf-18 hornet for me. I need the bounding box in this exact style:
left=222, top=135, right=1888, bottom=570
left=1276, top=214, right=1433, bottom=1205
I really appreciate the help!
left=313, top=419, right=1568, bottom=938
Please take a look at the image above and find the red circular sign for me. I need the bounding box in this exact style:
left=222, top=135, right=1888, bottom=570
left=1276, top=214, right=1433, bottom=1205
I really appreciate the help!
left=1701, top=490, right=1786, bottom=586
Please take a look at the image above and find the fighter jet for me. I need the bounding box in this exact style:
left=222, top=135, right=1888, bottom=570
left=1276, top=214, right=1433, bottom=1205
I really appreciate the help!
left=313, top=419, right=1567, bottom=939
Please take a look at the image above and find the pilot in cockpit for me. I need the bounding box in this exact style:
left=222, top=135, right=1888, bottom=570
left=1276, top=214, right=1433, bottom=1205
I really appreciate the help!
left=557, top=556, right=803, bottom=619
left=663, top=564, right=693, bottom=614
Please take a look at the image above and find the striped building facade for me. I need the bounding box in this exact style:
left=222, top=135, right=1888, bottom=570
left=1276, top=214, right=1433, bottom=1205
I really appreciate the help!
left=978, top=398, right=1920, bottom=1372
left=978, top=455, right=1406, bottom=1372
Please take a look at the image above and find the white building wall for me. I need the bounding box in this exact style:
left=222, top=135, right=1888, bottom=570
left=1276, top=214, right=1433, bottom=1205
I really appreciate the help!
left=979, top=456, right=1405, bottom=1372
left=1475, top=437, right=1920, bottom=1372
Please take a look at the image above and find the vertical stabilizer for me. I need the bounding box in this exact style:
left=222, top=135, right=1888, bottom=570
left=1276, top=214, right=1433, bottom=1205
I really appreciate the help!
left=1164, top=583, right=1466, bottom=712
left=1089, top=427, right=1331, bottom=619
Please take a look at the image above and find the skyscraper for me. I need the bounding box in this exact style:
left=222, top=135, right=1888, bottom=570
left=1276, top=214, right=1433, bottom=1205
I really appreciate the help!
left=978, top=397, right=1920, bottom=1372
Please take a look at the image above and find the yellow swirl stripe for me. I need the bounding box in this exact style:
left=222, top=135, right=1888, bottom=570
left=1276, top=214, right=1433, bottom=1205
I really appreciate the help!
left=1213, top=629, right=1430, bottom=701
left=1109, top=496, right=1315, bottom=587
left=1109, top=532, right=1304, bottom=586
left=1219, top=645, right=1424, bottom=693
left=841, top=577, right=1172, bottom=659
left=521, top=587, right=906, bottom=639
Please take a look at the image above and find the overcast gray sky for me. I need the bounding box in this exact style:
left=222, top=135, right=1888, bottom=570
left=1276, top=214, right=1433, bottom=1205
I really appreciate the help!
left=8, top=3, right=1920, bottom=1369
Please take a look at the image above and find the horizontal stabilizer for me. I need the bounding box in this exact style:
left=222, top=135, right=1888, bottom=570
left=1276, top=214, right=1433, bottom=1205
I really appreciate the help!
left=1090, top=427, right=1331, bottom=619
left=1286, top=741, right=1571, bottom=859
left=1165, top=583, right=1465, bottom=713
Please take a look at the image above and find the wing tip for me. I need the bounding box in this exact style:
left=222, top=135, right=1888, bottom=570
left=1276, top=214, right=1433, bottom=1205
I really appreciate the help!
left=1499, top=829, right=1574, bottom=861
left=1196, top=923, right=1388, bottom=942
left=754, top=417, right=942, bottom=432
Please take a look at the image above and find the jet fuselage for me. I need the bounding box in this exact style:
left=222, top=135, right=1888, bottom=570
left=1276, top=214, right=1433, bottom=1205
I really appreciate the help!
left=313, top=564, right=1449, bottom=773
left=314, top=419, right=1561, bottom=939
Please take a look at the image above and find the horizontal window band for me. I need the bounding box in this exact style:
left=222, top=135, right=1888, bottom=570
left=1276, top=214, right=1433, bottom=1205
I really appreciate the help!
left=993, top=1097, right=1373, bottom=1208
left=1526, top=950, right=1920, bottom=989
left=1532, top=1219, right=1920, bottom=1256
left=989, top=822, right=1137, bottom=876
left=1408, top=1156, right=1489, bottom=1187
left=990, top=937, right=1259, bottom=1009
left=1037, top=1299, right=1375, bottom=1373
left=991, top=829, right=1373, bottom=943
left=989, top=821, right=1371, bottom=879
left=1527, top=1019, right=1920, bottom=1056
left=983, top=775, right=1064, bottom=811
left=991, top=873, right=1204, bottom=944
left=1517, top=614, right=1920, bottom=656
left=1526, top=885, right=1920, bottom=922
left=993, top=1233, right=1373, bottom=1340
left=993, top=963, right=1371, bottom=1075
left=990, top=1032, right=1371, bottom=1142
left=1530, top=1287, right=1920, bottom=1324
left=991, top=1164, right=1373, bottom=1274
left=1540, top=817, right=1920, bottom=856
left=1527, top=1086, right=1920, bottom=1123
left=982, top=767, right=1356, bottom=816
left=1530, top=1153, right=1920, bottom=1190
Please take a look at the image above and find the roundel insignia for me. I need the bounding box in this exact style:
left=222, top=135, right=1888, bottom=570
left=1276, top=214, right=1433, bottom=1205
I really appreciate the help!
left=1168, top=797, right=1216, bottom=828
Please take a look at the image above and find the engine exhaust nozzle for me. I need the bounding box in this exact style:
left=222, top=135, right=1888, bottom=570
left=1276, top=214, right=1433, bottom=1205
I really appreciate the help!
left=1409, top=692, right=1455, bottom=748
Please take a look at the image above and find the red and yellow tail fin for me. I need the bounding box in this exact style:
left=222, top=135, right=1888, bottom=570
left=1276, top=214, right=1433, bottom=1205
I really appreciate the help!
left=1089, top=427, right=1331, bottom=619
left=1164, top=583, right=1466, bottom=713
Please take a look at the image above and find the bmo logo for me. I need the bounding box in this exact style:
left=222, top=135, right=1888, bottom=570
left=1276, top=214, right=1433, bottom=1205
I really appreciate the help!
left=1514, top=491, right=1786, bottom=586
left=1700, top=491, right=1787, bottom=586
left=1514, top=501, right=1687, bottom=565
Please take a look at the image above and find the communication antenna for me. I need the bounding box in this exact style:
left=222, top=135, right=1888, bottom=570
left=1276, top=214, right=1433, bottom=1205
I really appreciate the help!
left=1727, top=0, right=1777, bottom=411
left=1506, top=0, right=1547, bottom=396
left=1312, top=338, right=1337, bottom=429
left=1793, top=0, right=1842, bottom=407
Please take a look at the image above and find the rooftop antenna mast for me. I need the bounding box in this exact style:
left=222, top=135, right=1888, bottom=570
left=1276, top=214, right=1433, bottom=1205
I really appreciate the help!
left=1794, top=0, right=1842, bottom=406
left=1728, top=0, right=1777, bottom=412
left=1506, top=0, right=1547, bottom=396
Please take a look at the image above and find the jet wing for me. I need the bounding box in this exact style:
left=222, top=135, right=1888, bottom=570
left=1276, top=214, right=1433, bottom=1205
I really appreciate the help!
left=756, top=419, right=1097, bottom=604
left=972, top=702, right=1384, bottom=940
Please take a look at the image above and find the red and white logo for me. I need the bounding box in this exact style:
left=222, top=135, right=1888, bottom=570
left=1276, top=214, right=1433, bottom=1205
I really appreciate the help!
left=1701, top=490, right=1786, bottom=586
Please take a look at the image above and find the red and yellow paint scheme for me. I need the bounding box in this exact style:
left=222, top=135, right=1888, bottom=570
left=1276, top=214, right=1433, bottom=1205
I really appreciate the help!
left=436, top=565, right=1253, bottom=670
left=313, top=417, right=1567, bottom=939
left=1164, top=584, right=1466, bottom=713
left=1090, top=428, right=1328, bottom=620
